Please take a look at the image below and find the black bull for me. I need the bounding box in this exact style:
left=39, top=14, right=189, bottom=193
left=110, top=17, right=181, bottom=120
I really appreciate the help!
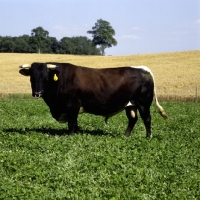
left=19, top=62, right=167, bottom=137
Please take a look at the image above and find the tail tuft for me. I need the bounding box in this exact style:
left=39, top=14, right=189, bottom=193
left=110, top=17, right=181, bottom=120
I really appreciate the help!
left=158, top=108, right=168, bottom=120
left=155, top=98, right=168, bottom=120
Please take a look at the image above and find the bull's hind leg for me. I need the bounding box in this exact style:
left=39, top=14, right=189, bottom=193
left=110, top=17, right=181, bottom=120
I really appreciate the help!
left=137, top=105, right=151, bottom=138
left=125, top=106, right=138, bottom=137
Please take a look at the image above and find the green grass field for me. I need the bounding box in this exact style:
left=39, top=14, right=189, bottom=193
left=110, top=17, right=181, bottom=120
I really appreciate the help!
left=0, top=97, right=199, bottom=199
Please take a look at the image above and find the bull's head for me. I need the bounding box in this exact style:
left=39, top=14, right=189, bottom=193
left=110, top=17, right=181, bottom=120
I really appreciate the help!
left=19, top=63, right=59, bottom=98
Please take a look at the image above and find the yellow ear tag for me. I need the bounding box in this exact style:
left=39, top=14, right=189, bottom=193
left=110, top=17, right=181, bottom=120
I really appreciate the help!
left=53, top=74, right=58, bottom=81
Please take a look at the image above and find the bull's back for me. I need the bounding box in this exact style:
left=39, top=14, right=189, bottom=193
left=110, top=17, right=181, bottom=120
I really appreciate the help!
left=46, top=64, right=154, bottom=117
left=74, top=67, right=148, bottom=115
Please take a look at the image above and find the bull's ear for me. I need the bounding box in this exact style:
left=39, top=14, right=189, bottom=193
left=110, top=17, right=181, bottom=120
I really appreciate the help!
left=19, top=68, right=30, bottom=76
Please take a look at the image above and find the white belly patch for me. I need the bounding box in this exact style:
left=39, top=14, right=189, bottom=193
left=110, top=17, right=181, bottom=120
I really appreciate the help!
left=79, top=107, right=84, bottom=113
left=125, top=101, right=136, bottom=118
left=126, top=101, right=134, bottom=107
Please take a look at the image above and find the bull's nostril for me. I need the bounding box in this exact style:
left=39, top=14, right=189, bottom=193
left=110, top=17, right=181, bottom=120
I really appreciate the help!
left=34, top=92, right=42, bottom=98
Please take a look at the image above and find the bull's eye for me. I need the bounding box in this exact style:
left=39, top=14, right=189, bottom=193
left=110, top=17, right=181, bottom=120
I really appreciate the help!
left=53, top=74, right=58, bottom=81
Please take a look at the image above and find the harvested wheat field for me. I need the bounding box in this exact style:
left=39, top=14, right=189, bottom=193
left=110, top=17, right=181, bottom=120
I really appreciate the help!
left=0, top=51, right=200, bottom=100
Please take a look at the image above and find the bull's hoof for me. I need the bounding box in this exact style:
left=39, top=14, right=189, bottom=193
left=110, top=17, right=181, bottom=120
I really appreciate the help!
left=146, top=134, right=152, bottom=139
left=125, top=133, right=131, bottom=137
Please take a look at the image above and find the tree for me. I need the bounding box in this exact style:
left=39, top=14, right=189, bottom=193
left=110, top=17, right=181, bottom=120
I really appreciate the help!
left=30, top=26, right=49, bottom=53
left=49, top=37, right=59, bottom=54
left=1, top=37, right=15, bottom=52
left=13, top=35, right=30, bottom=53
left=59, top=37, right=75, bottom=54
left=59, top=36, right=101, bottom=55
left=71, top=36, right=100, bottom=55
left=87, top=19, right=117, bottom=55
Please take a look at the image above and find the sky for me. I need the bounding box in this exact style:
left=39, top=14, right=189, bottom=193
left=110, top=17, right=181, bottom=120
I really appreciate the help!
left=0, top=0, right=199, bottom=56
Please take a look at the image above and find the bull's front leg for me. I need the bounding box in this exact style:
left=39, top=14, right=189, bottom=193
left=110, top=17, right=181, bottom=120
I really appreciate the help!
left=68, top=119, right=79, bottom=135
left=67, top=104, right=81, bottom=135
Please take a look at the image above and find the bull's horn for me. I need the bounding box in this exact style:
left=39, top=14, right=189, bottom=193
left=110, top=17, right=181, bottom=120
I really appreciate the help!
left=47, top=64, right=58, bottom=69
left=19, top=64, right=31, bottom=69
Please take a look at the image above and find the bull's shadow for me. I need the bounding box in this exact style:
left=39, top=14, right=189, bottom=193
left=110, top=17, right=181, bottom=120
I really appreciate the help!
left=3, top=127, right=117, bottom=137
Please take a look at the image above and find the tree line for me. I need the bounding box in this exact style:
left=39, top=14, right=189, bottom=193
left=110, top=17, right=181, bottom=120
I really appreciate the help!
left=0, top=19, right=117, bottom=55
left=0, top=34, right=101, bottom=55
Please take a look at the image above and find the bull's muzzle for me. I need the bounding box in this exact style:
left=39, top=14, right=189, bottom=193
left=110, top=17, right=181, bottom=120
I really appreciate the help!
left=34, top=92, right=42, bottom=98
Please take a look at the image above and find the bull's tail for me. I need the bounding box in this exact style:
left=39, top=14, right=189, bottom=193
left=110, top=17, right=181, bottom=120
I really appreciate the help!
left=132, top=65, right=168, bottom=120
left=154, top=88, right=168, bottom=120
left=141, top=66, right=168, bottom=120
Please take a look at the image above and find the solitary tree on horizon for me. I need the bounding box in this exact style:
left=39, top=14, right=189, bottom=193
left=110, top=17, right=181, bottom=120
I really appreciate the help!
left=87, top=19, right=117, bottom=56
left=31, top=26, right=49, bottom=53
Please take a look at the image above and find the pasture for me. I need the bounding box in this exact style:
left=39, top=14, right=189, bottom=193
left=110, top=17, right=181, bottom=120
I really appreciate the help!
left=0, top=51, right=200, bottom=199
left=0, top=99, right=199, bottom=199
